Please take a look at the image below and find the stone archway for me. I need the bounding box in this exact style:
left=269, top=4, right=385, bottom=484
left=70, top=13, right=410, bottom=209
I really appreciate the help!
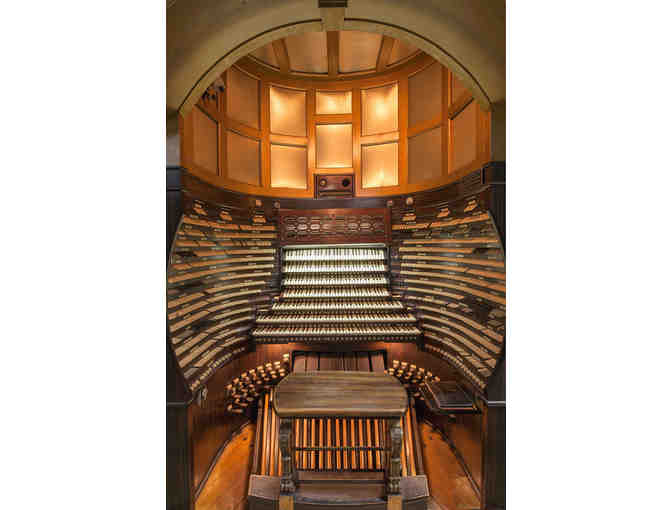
left=167, top=0, right=505, bottom=117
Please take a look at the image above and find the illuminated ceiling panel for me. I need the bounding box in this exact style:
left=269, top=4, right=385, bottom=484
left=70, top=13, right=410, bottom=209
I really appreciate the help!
left=339, top=31, right=383, bottom=73
left=285, top=32, right=328, bottom=74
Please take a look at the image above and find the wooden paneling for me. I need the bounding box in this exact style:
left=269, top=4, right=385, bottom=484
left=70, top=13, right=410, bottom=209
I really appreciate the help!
left=408, top=63, right=442, bottom=128
left=227, top=66, right=260, bottom=129
left=316, top=90, right=352, bottom=114
left=316, top=123, right=353, bottom=168
left=285, top=32, right=328, bottom=74
left=271, top=144, right=308, bottom=189
left=339, top=31, right=383, bottom=73
left=362, top=142, right=398, bottom=189
left=192, top=106, right=218, bottom=175
left=408, top=126, right=442, bottom=184
left=376, top=36, right=396, bottom=72
left=270, top=86, right=307, bottom=137
left=250, top=43, right=278, bottom=69
left=361, top=83, right=398, bottom=136
left=180, top=56, right=491, bottom=198
left=451, top=101, right=478, bottom=174
left=226, top=130, right=261, bottom=186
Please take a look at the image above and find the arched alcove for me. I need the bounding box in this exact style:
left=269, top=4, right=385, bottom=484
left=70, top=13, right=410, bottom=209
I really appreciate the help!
left=167, top=0, right=505, bottom=117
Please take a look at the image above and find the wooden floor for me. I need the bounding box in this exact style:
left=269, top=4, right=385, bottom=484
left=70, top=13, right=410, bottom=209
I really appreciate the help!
left=195, top=423, right=255, bottom=510
left=420, top=423, right=480, bottom=510
left=196, top=420, right=479, bottom=510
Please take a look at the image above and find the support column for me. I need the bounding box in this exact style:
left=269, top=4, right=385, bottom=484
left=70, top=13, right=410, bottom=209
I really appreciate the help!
left=279, top=418, right=296, bottom=493
left=387, top=417, right=403, bottom=494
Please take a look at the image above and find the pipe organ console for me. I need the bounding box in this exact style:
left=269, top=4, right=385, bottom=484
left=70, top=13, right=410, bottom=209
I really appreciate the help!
left=253, top=242, right=421, bottom=344
left=167, top=165, right=505, bottom=510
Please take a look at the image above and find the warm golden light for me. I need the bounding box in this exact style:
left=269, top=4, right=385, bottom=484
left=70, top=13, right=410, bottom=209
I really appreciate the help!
left=316, top=124, right=352, bottom=168
left=271, top=144, right=308, bottom=189
left=362, top=142, right=398, bottom=188
left=316, top=90, right=352, bottom=114
left=270, top=86, right=306, bottom=136
left=362, top=84, right=398, bottom=136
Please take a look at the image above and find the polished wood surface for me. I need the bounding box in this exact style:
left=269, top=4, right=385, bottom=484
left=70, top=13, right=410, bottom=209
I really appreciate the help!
left=195, top=424, right=255, bottom=510
left=194, top=419, right=478, bottom=510
left=419, top=423, right=480, bottom=510
left=180, top=50, right=491, bottom=198
left=274, top=371, right=407, bottom=418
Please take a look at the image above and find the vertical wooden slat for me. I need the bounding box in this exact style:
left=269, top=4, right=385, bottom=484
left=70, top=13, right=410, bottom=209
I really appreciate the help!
left=269, top=390, right=277, bottom=475
left=335, top=418, right=341, bottom=470
left=295, top=419, right=301, bottom=469
left=373, top=418, right=381, bottom=469
left=352, top=86, right=362, bottom=196
left=357, top=419, right=365, bottom=469
left=252, top=399, right=264, bottom=475
left=327, top=418, right=332, bottom=470
left=327, top=31, right=339, bottom=77
left=366, top=418, right=373, bottom=469
left=318, top=418, right=324, bottom=470
left=260, top=392, right=270, bottom=475
left=303, top=418, right=308, bottom=469
left=404, top=409, right=416, bottom=476
left=343, top=418, right=349, bottom=470
left=398, top=75, right=409, bottom=188
left=277, top=414, right=283, bottom=476
left=400, top=426, right=408, bottom=477
left=410, top=400, right=424, bottom=475
left=307, top=88, right=316, bottom=197
left=260, top=80, right=271, bottom=188
left=350, top=419, right=357, bottom=469
left=311, top=418, right=316, bottom=470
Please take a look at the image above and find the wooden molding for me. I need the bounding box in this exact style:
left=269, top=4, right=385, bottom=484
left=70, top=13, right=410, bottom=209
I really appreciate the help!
left=327, top=31, right=339, bottom=77
left=377, top=36, right=395, bottom=72
left=180, top=53, right=492, bottom=199
left=314, top=113, right=352, bottom=124
left=407, top=114, right=442, bottom=139
left=272, top=39, right=291, bottom=74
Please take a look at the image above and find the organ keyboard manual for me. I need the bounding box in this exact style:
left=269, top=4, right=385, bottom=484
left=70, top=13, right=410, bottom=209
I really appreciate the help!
left=252, top=244, right=421, bottom=344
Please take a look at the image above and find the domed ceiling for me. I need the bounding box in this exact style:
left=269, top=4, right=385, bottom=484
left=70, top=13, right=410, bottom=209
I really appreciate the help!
left=247, top=30, right=421, bottom=77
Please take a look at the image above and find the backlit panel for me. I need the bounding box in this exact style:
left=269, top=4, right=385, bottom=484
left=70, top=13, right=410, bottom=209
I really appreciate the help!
left=409, top=63, right=442, bottom=127
left=316, top=124, right=353, bottom=168
left=362, top=142, right=398, bottom=188
left=339, top=31, right=382, bottom=73
left=270, top=86, right=306, bottom=136
left=316, top=90, right=352, bottom=114
left=451, top=101, right=477, bottom=171
left=226, top=67, right=259, bottom=129
left=409, top=126, right=442, bottom=184
left=227, top=130, right=260, bottom=185
left=271, top=144, right=308, bottom=189
left=192, top=107, right=218, bottom=174
left=362, top=83, right=398, bottom=136
left=285, top=32, right=328, bottom=74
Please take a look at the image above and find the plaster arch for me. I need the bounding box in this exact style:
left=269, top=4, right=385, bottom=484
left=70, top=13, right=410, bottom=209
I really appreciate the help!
left=167, top=0, right=505, bottom=117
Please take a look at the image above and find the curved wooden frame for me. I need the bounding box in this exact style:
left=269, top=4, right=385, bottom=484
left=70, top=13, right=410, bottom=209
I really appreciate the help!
left=180, top=53, right=490, bottom=198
